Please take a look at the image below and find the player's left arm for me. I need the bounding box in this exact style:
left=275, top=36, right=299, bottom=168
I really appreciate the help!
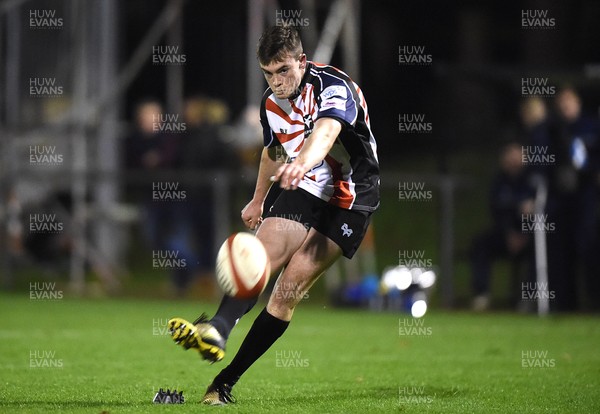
left=274, top=117, right=342, bottom=190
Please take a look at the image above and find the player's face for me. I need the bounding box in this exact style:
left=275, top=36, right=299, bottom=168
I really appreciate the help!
left=260, top=53, right=306, bottom=100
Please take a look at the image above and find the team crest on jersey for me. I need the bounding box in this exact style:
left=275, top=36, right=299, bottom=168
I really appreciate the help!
left=303, top=114, right=314, bottom=137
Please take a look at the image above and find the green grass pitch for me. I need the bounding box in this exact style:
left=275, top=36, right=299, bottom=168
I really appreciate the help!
left=1, top=293, right=599, bottom=413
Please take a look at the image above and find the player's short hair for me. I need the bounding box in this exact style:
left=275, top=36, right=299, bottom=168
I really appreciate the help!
left=257, top=25, right=303, bottom=66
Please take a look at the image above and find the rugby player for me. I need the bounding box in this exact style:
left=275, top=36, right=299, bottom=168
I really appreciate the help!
left=168, top=24, right=380, bottom=405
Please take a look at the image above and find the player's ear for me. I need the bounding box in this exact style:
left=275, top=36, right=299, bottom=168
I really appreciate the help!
left=298, top=53, right=306, bottom=69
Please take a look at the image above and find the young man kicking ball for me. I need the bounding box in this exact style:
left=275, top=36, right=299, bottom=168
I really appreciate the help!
left=168, top=24, right=380, bottom=405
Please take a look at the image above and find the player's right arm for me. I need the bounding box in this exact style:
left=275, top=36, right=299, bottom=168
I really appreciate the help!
left=241, top=146, right=281, bottom=230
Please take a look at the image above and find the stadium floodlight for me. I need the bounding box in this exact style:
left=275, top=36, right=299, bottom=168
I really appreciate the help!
left=379, top=265, right=436, bottom=314
left=381, top=266, right=413, bottom=291
left=417, top=270, right=436, bottom=289
left=395, top=267, right=413, bottom=290
left=411, top=299, right=427, bottom=318
left=380, top=267, right=397, bottom=291
left=410, top=267, right=423, bottom=284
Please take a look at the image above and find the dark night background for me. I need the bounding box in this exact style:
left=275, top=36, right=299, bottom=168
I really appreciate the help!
left=122, top=0, right=600, bottom=167
left=2, top=4, right=600, bottom=410
left=114, top=0, right=600, bottom=310
left=2, top=0, right=600, bottom=310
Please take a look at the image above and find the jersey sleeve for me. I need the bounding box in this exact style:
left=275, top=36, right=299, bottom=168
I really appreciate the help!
left=315, top=80, right=357, bottom=127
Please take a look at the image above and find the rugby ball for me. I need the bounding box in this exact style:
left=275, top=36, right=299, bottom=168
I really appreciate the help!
left=215, top=232, right=270, bottom=298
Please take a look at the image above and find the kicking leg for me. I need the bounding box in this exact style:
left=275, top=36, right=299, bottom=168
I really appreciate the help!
left=168, top=217, right=306, bottom=362
left=203, top=229, right=341, bottom=404
left=209, top=216, right=308, bottom=337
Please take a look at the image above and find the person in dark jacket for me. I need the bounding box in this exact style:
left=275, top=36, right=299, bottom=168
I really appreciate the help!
left=470, top=142, right=536, bottom=311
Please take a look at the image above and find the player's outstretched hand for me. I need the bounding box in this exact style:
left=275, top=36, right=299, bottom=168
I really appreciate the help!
left=241, top=199, right=263, bottom=231
left=274, top=161, right=307, bottom=190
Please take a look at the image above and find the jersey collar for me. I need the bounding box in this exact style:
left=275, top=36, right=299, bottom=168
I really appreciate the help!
left=288, top=61, right=313, bottom=101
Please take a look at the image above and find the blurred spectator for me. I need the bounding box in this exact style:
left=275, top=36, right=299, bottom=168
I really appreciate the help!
left=124, top=99, right=198, bottom=296
left=178, top=95, right=239, bottom=294
left=181, top=95, right=237, bottom=169
left=544, top=86, right=600, bottom=311
left=124, top=99, right=181, bottom=170
left=5, top=188, right=74, bottom=280
left=220, top=104, right=264, bottom=176
left=6, top=188, right=24, bottom=260
left=22, top=191, right=73, bottom=267
left=519, top=97, right=552, bottom=159
left=470, top=142, right=536, bottom=311
left=518, top=96, right=552, bottom=210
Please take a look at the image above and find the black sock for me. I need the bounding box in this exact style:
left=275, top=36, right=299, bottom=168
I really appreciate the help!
left=209, top=295, right=258, bottom=340
left=214, top=308, right=289, bottom=386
